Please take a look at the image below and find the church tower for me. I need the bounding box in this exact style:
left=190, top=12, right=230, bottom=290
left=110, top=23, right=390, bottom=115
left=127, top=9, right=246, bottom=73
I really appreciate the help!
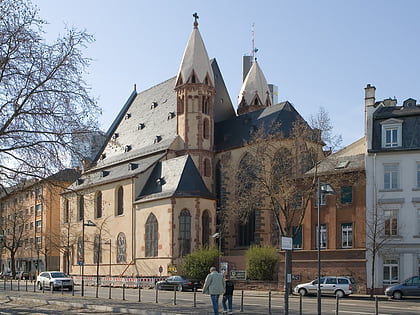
left=175, top=14, right=215, bottom=192
left=237, top=60, right=271, bottom=115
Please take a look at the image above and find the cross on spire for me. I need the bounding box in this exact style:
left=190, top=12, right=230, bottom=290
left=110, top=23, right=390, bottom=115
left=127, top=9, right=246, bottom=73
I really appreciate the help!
left=193, top=12, right=199, bottom=28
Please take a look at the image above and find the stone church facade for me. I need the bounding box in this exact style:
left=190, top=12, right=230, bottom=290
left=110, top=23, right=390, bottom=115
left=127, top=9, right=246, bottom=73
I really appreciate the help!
left=61, top=17, right=323, bottom=278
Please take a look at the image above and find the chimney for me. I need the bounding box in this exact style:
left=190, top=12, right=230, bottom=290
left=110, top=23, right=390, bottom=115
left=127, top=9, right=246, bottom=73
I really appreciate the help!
left=364, top=84, right=376, bottom=107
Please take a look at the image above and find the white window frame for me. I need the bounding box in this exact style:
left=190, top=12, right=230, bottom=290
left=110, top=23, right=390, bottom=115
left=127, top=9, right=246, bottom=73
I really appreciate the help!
left=384, top=163, right=399, bottom=190
left=417, top=162, right=420, bottom=189
left=381, top=119, right=402, bottom=148
left=384, top=209, right=398, bottom=236
left=316, top=224, right=327, bottom=249
left=341, top=223, right=353, bottom=248
left=383, top=259, right=399, bottom=285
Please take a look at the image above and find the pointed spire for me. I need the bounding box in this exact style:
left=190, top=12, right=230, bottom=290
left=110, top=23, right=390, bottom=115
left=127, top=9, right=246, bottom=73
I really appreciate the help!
left=237, top=60, right=271, bottom=115
left=175, top=14, right=214, bottom=88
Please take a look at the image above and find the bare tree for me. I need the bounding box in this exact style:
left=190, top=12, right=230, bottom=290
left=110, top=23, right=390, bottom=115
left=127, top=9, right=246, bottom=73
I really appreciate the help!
left=366, top=200, right=395, bottom=297
left=0, top=196, right=33, bottom=277
left=309, top=107, right=342, bottom=152
left=0, top=0, right=100, bottom=187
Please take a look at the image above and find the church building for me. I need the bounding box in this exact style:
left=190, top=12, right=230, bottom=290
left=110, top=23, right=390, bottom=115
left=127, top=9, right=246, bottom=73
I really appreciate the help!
left=61, top=15, right=323, bottom=278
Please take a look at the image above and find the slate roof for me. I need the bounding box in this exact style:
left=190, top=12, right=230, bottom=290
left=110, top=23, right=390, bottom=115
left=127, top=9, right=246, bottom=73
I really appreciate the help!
left=371, top=101, right=420, bottom=152
left=136, top=155, right=214, bottom=202
left=214, top=101, right=306, bottom=152
left=238, top=60, right=271, bottom=107
left=307, top=138, right=366, bottom=175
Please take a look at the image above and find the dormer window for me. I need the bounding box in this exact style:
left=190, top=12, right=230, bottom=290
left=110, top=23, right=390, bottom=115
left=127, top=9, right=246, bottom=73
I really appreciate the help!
left=101, top=170, right=110, bottom=177
left=124, top=145, right=132, bottom=152
left=100, top=153, right=106, bottom=160
left=154, top=135, right=162, bottom=143
left=125, top=113, right=131, bottom=119
left=381, top=119, right=403, bottom=148
left=112, top=133, right=119, bottom=140
left=151, top=102, right=158, bottom=109
left=156, top=177, right=166, bottom=185
left=167, top=112, right=176, bottom=120
left=77, top=178, right=84, bottom=185
left=128, top=163, right=138, bottom=171
left=138, top=123, right=145, bottom=130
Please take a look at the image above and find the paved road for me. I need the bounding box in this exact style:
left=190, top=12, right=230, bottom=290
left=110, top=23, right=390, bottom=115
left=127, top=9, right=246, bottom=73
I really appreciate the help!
left=2, top=281, right=420, bottom=314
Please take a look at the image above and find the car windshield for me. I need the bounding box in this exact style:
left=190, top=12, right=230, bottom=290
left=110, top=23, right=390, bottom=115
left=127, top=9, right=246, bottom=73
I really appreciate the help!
left=50, top=272, right=67, bottom=278
left=313, top=278, right=324, bottom=285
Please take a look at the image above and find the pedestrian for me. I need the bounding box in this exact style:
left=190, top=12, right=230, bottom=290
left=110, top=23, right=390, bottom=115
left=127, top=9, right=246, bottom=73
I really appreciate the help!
left=202, top=266, right=225, bottom=315
left=222, top=274, right=234, bottom=314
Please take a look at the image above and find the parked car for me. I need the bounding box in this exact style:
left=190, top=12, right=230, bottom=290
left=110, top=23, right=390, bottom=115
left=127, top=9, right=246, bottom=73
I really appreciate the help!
left=156, top=276, right=201, bottom=292
left=15, top=271, right=30, bottom=280
left=0, top=270, right=12, bottom=279
left=294, top=276, right=356, bottom=298
left=385, top=276, right=420, bottom=299
left=36, top=271, right=74, bottom=291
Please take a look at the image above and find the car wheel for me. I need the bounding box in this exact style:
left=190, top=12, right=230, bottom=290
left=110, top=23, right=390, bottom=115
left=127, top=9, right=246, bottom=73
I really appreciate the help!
left=298, top=288, right=307, bottom=296
left=37, top=282, right=42, bottom=290
left=392, top=291, right=402, bottom=300
left=177, top=284, right=183, bottom=292
left=335, top=290, right=345, bottom=298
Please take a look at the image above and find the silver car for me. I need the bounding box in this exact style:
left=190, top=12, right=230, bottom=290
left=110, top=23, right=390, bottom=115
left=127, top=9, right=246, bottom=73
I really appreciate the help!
left=294, top=276, right=355, bottom=298
left=36, top=271, right=74, bottom=291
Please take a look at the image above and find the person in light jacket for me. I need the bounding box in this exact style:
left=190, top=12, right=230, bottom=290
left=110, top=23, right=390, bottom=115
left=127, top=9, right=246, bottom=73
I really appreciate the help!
left=202, top=267, right=225, bottom=315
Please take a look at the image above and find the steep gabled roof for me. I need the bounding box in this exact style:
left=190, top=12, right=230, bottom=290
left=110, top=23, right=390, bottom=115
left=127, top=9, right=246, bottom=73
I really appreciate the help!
left=93, top=77, right=177, bottom=169
left=215, top=101, right=306, bottom=151
left=136, top=155, right=214, bottom=202
left=211, top=59, right=236, bottom=122
left=176, top=24, right=214, bottom=87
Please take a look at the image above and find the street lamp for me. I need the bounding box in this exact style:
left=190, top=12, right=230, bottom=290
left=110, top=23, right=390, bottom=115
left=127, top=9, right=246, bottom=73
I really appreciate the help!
left=81, top=219, right=96, bottom=297
left=211, top=232, right=221, bottom=270
left=316, top=178, right=335, bottom=315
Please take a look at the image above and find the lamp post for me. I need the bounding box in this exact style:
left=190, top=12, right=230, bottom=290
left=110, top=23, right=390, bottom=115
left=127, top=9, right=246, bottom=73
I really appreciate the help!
left=104, top=239, right=112, bottom=299
left=81, top=219, right=96, bottom=297
left=211, top=233, right=221, bottom=270
left=316, top=178, right=335, bottom=315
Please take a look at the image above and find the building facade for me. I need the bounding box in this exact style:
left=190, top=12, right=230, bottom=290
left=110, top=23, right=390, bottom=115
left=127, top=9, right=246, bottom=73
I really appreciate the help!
left=61, top=17, right=324, bottom=278
left=0, top=169, right=79, bottom=277
left=365, top=84, right=420, bottom=293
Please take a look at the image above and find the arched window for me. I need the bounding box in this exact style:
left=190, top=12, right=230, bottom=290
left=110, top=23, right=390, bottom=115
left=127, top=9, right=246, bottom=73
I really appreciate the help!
left=204, top=158, right=211, bottom=177
left=180, top=209, right=191, bottom=256
left=203, top=118, right=209, bottom=139
left=95, top=191, right=102, bottom=219
left=202, top=96, right=209, bottom=114
left=145, top=213, right=158, bottom=257
left=64, top=199, right=69, bottom=223
left=93, top=234, right=102, bottom=264
left=202, top=210, right=210, bottom=246
left=116, top=232, right=126, bottom=263
left=78, top=196, right=84, bottom=221
left=116, top=187, right=123, bottom=216
left=239, top=211, right=256, bottom=247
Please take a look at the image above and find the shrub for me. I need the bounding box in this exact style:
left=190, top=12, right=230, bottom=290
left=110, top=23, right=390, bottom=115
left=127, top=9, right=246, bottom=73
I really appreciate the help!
left=245, top=245, right=279, bottom=280
left=181, top=246, right=220, bottom=281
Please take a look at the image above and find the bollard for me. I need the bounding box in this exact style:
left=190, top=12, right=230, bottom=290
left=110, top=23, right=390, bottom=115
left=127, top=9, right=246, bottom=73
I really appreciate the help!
left=193, top=288, right=197, bottom=308
left=109, top=283, right=112, bottom=299
left=3, top=279, right=5, bottom=290
left=72, top=283, right=74, bottom=296
left=240, top=290, right=244, bottom=312
left=173, top=286, right=177, bottom=305
left=42, top=283, right=45, bottom=293
left=155, top=285, right=159, bottom=303
left=61, top=282, right=64, bottom=295
left=335, top=295, right=339, bottom=315
left=122, top=283, right=126, bottom=300
left=138, top=285, right=141, bottom=302
left=299, top=293, right=303, bottom=315
left=51, top=283, right=54, bottom=294
left=18, top=279, right=20, bottom=291
left=375, top=296, right=378, bottom=315
left=10, top=279, right=12, bottom=291
left=25, top=279, right=28, bottom=292
left=33, top=280, right=36, bottom=292
left=268, top=290, right=272, bottom=315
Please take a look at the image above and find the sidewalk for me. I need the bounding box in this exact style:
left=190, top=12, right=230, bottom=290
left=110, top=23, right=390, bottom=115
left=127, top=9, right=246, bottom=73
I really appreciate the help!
left=3, top=290, right=259, bottom=315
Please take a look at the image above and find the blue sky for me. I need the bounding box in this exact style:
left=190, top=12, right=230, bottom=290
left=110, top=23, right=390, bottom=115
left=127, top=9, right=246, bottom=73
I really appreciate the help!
left=33, top=0, right=420, bottom=147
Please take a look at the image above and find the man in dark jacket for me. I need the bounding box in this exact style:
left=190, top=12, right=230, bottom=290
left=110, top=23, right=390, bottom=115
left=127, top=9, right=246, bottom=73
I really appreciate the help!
left=222, top=274, right=234, bottom=314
